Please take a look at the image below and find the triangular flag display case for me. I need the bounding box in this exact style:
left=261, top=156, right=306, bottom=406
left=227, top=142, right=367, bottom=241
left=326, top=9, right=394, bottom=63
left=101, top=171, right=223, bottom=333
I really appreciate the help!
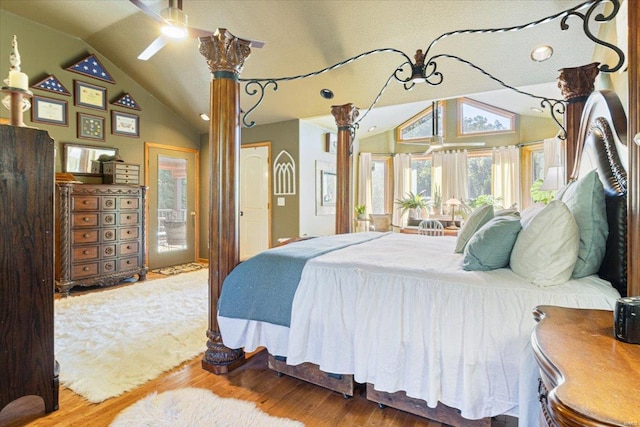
left=31, top=74, right=70, bottom=96
left=65, top=54, right=115, bottom=84
left=111, top=93, right=141, bottom=111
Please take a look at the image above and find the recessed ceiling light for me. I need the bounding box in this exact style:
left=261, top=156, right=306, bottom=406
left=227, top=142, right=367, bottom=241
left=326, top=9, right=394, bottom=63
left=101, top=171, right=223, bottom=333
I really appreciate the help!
left=320, top=89, right=334, bottom=99
left=368, top=126, right=377, bottom=132
left=530, top=107, right=544, bottom=113
left=199, top=113, right=210, bottom=121
left=530, top=45, right=553, bottom=62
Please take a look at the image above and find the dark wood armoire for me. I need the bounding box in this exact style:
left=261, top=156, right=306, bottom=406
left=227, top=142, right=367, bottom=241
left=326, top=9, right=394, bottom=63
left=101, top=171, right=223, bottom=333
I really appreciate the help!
left=0, top=125, right=59, bottom=414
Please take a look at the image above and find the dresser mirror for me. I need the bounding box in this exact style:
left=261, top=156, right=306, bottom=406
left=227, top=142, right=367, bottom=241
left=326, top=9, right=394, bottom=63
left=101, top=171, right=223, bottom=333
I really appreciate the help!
left=62, top=143, right=118, bottom=176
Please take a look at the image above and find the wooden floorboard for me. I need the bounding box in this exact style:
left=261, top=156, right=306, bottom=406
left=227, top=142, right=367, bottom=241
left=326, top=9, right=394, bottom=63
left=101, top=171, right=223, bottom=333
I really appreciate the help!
left=1, top=271, right=519, bottom=427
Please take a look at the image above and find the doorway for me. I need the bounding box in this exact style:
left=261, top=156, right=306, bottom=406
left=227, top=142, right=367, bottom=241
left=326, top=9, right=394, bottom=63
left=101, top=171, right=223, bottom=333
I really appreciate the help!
left=240, top=143, right=271, bottom=260
left=145, top=142, right=199, bottom=269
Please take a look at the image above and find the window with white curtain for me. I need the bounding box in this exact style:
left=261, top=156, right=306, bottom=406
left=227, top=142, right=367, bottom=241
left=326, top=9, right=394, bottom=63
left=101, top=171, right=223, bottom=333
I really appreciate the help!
left=370, top=156, right=392, bottom=214
left=410, top=156, right=432, bottom=199
left=467, top=152, right=493, bottom=200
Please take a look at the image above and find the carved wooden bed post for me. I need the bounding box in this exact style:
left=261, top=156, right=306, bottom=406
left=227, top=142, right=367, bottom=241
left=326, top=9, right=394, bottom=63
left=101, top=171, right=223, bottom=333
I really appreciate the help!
left=557, top=62, right=600, bottom=180
left=199, top=29, right=251, bottom=374
left=331, top=103, right=359, bottom=234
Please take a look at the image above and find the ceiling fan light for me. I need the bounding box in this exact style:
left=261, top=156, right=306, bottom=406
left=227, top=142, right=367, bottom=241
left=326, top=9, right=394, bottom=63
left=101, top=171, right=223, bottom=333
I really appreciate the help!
left=160, top=7, right=188, bottom=39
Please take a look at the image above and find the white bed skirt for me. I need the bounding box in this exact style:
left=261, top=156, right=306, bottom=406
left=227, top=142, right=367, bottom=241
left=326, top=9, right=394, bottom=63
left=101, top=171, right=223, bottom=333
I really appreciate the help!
left=219, top=233, right=620, bottom=424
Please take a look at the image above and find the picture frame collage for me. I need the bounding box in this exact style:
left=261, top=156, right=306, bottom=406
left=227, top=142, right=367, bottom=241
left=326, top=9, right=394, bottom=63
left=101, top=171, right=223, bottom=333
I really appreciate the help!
left=29, top=54, right=141, bottom=141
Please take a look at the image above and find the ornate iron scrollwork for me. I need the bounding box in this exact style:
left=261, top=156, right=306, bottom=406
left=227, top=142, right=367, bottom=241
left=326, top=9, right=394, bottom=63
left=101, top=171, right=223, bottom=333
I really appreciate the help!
left=238, top=0, right=622, bottom=134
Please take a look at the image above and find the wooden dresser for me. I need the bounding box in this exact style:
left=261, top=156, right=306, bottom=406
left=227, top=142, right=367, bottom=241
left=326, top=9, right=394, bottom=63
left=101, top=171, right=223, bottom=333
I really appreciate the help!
left=55, top=183, right=148, bottom=294
left=0, top=125, right=59, bottom=414
left=531, top=305, right=640, bottom=427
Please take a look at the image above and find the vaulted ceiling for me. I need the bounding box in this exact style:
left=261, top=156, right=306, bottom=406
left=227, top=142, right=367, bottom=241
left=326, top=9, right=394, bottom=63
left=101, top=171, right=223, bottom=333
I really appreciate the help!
left=0, top=0, right=619, bottom=136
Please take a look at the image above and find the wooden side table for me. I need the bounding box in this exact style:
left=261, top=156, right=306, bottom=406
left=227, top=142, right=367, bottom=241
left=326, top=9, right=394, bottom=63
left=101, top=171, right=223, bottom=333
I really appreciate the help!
left=531, top=305, right=640, bottom=427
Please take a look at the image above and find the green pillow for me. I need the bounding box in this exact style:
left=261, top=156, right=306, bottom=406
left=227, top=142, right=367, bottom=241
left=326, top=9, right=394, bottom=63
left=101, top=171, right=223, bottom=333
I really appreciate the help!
left=559, top=169, right=608, bottom=278
left=454, top=204, right=494, bottom=253
left=462, top=216, right=522, bottom=271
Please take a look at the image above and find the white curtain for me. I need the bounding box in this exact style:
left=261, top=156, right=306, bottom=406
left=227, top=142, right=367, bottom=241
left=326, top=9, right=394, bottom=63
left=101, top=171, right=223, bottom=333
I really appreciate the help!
left=433, top=150, right=468, bottom=203
left=492, top=146, right=521, bottom=209
left=392, top=153, right=412, bottom=227
left=543, top=136, right=566, bottom=186
left=357, top=152, right=372, bottom=214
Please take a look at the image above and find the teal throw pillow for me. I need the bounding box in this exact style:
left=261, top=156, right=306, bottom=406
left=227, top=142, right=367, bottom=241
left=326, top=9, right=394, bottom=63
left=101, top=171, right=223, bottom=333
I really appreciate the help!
left=462, top=216, right=522, bottom=271
left=559, top=169, right=608, bottom=278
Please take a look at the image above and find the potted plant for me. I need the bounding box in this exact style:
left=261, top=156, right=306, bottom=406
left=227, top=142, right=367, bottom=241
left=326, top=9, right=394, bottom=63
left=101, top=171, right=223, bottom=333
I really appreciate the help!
left=429, top=185, right=442, bottom=215
left=395, top=191, right=429, bottom=226
left=355, top=204, right=367, bottom=219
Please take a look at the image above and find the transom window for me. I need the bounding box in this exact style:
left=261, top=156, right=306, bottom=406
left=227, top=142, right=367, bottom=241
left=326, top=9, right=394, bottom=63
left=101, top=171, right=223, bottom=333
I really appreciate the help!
left=458, top=98, right=515, bottom=136
left=396, top=103, right=445, bottom=143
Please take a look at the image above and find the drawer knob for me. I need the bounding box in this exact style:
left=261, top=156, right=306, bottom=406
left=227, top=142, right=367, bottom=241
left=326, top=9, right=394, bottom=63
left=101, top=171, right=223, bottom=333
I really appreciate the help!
left=127, top=230, right=132, bottom=234
left=126, top=260, right=132, bottom=265
left=83, top=217, right=90, bottom=222
left=83, top=233, right=90, bottom=238
left=83, top=250, right=89, bottom=255
left=126, top=201, right=131, bottom=205
left=127, top=245, right=132, bottom=250
left=83, top=267, right=90, bottom=271
left=83, top=200, right=89, bottom=205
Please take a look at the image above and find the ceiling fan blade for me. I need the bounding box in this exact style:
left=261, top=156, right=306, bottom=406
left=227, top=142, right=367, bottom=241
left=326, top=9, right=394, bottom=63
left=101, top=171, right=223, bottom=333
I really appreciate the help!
left=138, top=35, right=169, bottom=61
left=247, top=39, right=266, bottom=48
left=129, top=0, right=167, bottom=25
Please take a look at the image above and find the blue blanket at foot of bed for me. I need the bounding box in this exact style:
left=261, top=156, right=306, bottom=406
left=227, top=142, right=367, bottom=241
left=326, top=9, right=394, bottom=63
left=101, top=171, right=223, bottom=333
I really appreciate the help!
left=218, top=232, right=387, bottom=327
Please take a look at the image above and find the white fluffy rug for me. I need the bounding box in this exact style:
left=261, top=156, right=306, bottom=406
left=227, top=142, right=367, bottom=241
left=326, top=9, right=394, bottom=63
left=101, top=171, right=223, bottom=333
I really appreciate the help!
left=55, top=269, right=209, bottom=403
left=110, top=388, right=304, bottom=427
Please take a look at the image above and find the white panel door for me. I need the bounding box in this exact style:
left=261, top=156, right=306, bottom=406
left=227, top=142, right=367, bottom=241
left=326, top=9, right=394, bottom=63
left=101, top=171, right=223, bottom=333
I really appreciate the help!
left=240, top=144, right=270, bottom=260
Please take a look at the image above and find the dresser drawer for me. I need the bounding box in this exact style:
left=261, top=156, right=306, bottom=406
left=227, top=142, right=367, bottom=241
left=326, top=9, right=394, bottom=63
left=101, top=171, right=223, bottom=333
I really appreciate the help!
left=120, top=212, right=139, bottom=225
left=119, top=255, right=140, bottom=271
left=119, top=227, right=139, bottom=240
left=103, top=228, right=117, bottom=241
left=72, top=196, right=100, bottom=211
left=111, top=176, right=140, bottom=185
left=102, top=244, right=116, bottom=257
left=119, top=241, right=139, bottom=256
left=120, top=198, right=139, bottom=210
left=71, top=262, right=99, bottom=279
left=72, top=213, right=99, bottom=227
left=72, top=229, right=99, bottom=244
left=102, top=260, right=117, bottom=274
left=102, top=197, right=118, bottom=210
left=72, top=245, right=99, bottom=262
left=102, top=213, right=117, bottom=226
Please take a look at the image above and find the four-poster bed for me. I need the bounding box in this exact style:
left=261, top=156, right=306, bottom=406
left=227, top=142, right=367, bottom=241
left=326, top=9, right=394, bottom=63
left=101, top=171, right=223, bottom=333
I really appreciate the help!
left=198, top=2, right=639, bottom=425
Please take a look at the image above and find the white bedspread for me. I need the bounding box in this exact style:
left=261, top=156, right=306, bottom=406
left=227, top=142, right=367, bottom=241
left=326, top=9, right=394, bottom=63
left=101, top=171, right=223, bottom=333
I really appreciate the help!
left=219, top=233, right=620, bottom=423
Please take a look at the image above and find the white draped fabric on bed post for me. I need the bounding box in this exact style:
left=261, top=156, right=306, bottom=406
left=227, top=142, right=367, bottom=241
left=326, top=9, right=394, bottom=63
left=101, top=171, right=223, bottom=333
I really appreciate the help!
left=331, top=103, right=359, bottom=234
left=198, top=29, right=251, bottom=374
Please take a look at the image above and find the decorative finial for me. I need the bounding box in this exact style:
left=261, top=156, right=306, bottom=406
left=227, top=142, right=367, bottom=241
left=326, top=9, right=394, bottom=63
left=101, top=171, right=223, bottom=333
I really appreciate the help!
left=10, top=35, right=21, bottom=72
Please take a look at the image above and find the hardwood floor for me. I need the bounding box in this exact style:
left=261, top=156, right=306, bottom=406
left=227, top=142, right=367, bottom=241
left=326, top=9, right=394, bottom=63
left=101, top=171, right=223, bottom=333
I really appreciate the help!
left=0, top=271, right=518, bottom=427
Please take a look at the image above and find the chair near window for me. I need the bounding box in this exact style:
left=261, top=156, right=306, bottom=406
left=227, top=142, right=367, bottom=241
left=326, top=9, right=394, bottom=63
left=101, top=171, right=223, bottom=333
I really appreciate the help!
left=417, top=219, right=445, bottom=236
left=369, top=214, right=392, bottom=232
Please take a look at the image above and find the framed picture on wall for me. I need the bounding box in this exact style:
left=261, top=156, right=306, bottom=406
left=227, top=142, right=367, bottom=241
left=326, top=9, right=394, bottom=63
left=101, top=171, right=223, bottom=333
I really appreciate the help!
left=31, top=95, right=68, bottom=126
left=325, top=132, right=337, bottom=154
left=111, top=110, right=139, bottom=137
left=77, top=112, right=105, bottom=141
left=74, top=80, right=107, bottom=111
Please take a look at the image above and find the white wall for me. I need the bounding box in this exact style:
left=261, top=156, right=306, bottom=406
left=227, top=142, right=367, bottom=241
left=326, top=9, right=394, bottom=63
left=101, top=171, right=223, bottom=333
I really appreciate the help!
left=299, top=120, right=337, bottom=236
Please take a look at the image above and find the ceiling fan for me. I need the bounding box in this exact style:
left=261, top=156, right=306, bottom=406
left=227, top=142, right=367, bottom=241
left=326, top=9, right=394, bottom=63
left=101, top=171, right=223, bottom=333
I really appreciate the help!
left=130, top=0, right=265, bottom=61
left=398, top=100, right=485, bottom=154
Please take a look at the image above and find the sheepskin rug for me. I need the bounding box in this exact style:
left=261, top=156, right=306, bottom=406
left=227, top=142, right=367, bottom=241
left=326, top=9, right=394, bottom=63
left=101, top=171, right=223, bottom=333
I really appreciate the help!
left=55, top=269, right=209, bottom=403
left=110, top=388, right=304, bottom=427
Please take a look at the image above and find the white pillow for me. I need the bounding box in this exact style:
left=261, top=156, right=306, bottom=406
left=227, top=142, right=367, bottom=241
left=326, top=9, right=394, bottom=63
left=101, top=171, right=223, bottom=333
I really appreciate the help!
left=454, top=204, right=494, bottom=253
left=510, top=200, right=579, bottom=287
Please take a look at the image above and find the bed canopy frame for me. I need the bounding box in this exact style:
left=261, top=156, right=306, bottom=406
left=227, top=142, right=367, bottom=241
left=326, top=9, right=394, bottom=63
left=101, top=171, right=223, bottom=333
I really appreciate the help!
left=197, top=0, right=639, bottom=378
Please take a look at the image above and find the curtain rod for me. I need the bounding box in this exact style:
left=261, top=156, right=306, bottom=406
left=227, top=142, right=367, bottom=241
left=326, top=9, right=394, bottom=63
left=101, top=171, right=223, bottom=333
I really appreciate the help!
left=516, top=140, right=544, bottom=148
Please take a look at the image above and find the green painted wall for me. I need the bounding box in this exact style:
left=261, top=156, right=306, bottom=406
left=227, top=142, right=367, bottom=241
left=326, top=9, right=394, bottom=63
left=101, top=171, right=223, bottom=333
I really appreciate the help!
left=0, top=10, right=200, bottom=179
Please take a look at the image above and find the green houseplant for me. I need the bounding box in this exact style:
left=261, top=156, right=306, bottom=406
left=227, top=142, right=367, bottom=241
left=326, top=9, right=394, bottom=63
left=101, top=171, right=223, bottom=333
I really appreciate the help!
left=355, top=204, right=367, bottom=219
left=395, top=191, right=429, bottom=225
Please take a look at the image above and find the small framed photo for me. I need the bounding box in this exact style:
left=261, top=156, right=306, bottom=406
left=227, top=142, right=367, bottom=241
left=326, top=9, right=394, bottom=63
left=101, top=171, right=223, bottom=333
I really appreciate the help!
left=31, top=95, right=68, bottom=126
left=77, top=112, right=105, bottom=141
left=325, top=133, right=337, bottom=154
left=111, top=110, right=139, bottom=138
left=74, top=80, right=107, bottom=110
